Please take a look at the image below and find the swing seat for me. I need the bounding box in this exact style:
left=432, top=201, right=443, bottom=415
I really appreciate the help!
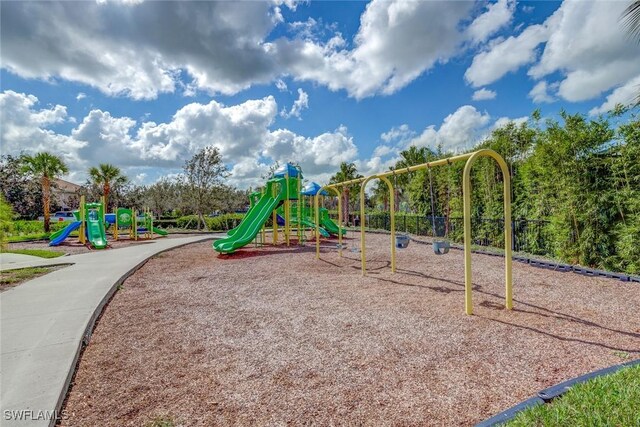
left=395, top=234, right=410, bottom=249
left=433, top=240, right=450, bottom=255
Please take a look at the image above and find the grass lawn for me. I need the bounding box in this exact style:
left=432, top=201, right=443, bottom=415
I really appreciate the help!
left=0, top=266, right=62, bottom=291
left=7, top=233, right=50, bottom=242
left=507, top=364, right=640, bottom=426
left=1, top=248, right=66, bottom=258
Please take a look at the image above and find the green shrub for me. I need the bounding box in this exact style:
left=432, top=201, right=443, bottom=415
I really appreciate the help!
left=0, top=194, right=14, bottom=249
left=9, top=220, right=67, bottom=236
left=176, top=213, right=244, bottom=230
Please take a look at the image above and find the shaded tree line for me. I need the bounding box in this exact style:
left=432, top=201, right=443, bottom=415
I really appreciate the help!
left=331, top=108, right=639, bottom=274
left=0, top=146, right=249, bottom=232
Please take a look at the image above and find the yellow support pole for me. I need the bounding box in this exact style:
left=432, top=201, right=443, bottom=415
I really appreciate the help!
left=114, top=206, right=119, bottom=240
left=79, top=195, right=86, bottom=245
left=285, top=172, right=290, bottom=246
left=297, top=168, right=302, bottom=245
left=272, top=182, right=278, bottom=245
left=315, top=186, right=342, bottom=259
left=147, top=207, right=153, bottom=240
left=315, top=192, right=320, bottom=258
left=336, top=189, right=342, bottom=257
left=360, top=176, right=395, bottom=276
left=462, top=149, right=513, bottom=315
left=133, top=208, right=138, bottom=241
left=321, top=148, right=512, bottom=315
left=261, top=187, right=266, bottom=245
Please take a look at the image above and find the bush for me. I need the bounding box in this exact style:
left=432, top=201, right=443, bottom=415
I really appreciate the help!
left=0, top=194, right=14, bottom=249
left=9, top=220, right=67, bottom=236
left=176, top=213, right=244, bottom=231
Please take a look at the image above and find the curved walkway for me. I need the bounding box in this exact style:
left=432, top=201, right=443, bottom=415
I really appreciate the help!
left=0, top=253, right=72, bottom=272
left=0, top=235, right=221, bottom=426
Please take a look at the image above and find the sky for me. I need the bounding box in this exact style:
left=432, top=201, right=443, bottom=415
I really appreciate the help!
left=1, top=0, right=639, bottom=189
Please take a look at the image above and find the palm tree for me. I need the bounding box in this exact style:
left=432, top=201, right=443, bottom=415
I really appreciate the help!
left=622, top=1, right=640, bottom=41
left=88, top=164, right=128, bottom=211
left=21, top=152, right=69, bottom=232
left=329, top=162, right=363, bottom=224
left=394, top=146, right=432, bottom=212
left=622, top=1, right=640, bottom=105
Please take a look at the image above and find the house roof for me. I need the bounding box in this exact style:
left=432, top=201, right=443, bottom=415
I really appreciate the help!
left=53, top=178, right=82, bottom=193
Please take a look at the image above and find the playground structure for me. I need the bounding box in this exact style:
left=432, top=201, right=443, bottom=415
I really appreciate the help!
left=49, top=196, right=108, bottom=249
left=49, top=196, right=167, bottom=249
left=213, top=163, right=344, bottom=254
left=315, top=148, right=512, bottom=315
left=106, top=207, right=168, bottom=241
left=212, top=152, right=511, bottom=315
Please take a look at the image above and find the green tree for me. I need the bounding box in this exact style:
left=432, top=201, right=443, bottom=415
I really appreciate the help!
left=0, top=193, right=15, bottom=250
left=610, top=113, right=640, bottom=273
left=394, top=146, right=437, bottom=213
left=622, top=1, right=640, bottom=105
left=182, top=146, right=229, bottom=230
left=0, top=154, right=47, bottom=219
left=622, top=1, right=640, bottom=41
left=20, top=152, right=69, bottom=232
left=329, top=162, right=363, bottom=224
left=142, top=178, right=177, bottom=217
left=88, top=164, right=128, bottom=211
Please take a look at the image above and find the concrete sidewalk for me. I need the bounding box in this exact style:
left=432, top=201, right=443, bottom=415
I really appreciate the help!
left=0, top=253, right=72, bottom=272
left=1, top=235, right=220, bottom=426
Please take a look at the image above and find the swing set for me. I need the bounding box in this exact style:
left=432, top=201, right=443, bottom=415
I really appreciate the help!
left=314, top=148, right=513, bottom=315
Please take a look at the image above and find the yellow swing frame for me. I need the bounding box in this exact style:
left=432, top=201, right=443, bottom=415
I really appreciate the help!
left=315, top=148, right=512, bottom=315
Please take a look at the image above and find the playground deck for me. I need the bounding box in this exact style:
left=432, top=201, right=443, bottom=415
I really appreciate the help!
left=61, top=234, right=640, bottom=426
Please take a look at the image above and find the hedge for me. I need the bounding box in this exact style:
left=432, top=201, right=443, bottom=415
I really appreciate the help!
left=175, top=213, right=244, bottom=231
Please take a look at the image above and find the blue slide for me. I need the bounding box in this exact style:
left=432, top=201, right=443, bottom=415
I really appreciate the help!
left=49, top=221, right=82, bottom=246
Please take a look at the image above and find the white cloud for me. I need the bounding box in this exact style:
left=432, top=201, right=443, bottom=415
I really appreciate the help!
left=528, top=81, right=556, bottom=103
left=373, top=145, right=394, bottom=157
left=410, top=105, right=491, bottom=152
left=465, top=22, right=550, bottom=87
left=522, top=5, right=535, bottom=14
left=380, top=124, right=415, bottom=143
left=264, top=125, right=357, bottom=177
left=466, top=0, right=515, bottom=45
left=76, top=92, right=86, bottom=101
left=0, top=89, right=357, bottom=189
left=472, top=88, right=497, bottom=101
left=280, top=88, right=309, bottom=119
left=275, top=79, right=288, bottom=91
left=494, top=116, right=528, bottom=129
left=0, top=1, right=480, bottom=101
left=589, top=75, right=640, bottom=116
left=466, top=0, right=640, bottom=105
left=0, top=90, right=84, bottom=172
left=0, top=1, right=284, bottom=99
left=283, top=0, right=474, bottom=99
left=528, top=1, right=640, bottom=102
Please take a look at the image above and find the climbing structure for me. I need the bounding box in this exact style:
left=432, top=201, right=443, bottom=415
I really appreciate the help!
left=213, top=163, right=343, bottom=254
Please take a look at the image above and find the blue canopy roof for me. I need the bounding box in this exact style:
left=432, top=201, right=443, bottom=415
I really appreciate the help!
left=300, top=182, right=328, bottom=196
left=273, top=162, right=302, bottom=178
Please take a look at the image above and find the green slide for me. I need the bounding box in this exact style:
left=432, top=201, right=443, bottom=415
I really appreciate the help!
left=86, top=206, right=107, bottom=249
left=292, top=217, right=330, bottom=237
left=214, top=178, right=286, bottom=254
left=152, top=226, right=168, bottom=236
left=320, top=208, right=346, bottom=236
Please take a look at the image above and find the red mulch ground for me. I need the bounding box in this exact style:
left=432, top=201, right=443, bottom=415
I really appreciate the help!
left=60, top=233, right=640, bottom=426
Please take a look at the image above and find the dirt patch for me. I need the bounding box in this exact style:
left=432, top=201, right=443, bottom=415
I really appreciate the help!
left=61, top=234, right=640, bottom=426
